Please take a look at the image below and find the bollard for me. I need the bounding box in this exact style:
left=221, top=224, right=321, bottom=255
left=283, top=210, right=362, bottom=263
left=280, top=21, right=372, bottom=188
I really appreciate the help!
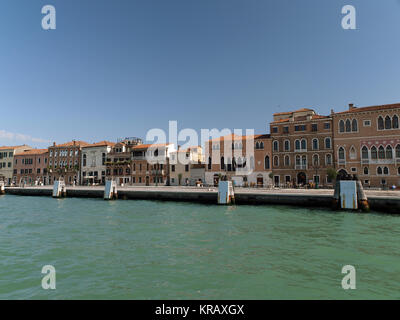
left=52, top=180, right=66, bottom=198
left=356, top=180, right=370, bottom=212
left=104, top=180, right=118, bottom=200
left=0, top=181, right=5, bottom=195
left=218, top=180, right=235, bottom=205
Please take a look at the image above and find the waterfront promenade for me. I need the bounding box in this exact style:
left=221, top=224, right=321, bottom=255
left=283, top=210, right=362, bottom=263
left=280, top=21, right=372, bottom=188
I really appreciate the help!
left=3, top=185, right=400, bottom=214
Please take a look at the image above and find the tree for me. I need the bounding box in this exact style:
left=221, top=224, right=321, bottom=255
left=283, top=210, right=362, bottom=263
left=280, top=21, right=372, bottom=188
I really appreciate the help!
left=327, top=168, right=338, bottom=182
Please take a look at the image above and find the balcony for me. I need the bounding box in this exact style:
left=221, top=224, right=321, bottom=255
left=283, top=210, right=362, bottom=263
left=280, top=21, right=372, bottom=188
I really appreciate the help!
left=338, top=159, right=346, bottom=165
left=295, top=165, right=307, bottom=170
left=151, top=169, right=165, bottom=175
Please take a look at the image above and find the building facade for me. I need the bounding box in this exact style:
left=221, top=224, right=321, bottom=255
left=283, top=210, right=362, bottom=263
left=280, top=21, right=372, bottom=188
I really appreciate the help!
left=48, top=140, right=90, bottom=185
left=205, top=134, right=272, bottom=187
left=270, top=108, right=334, bottom=187
left=13, top=149, right=49, bottom=185
left=0, top=145, right=32, bottom=185
left=81, top=141, right=115, bottom=185
left=169, top=146, right=203, bottom=186
left=332, top=103, right=400, bottom=188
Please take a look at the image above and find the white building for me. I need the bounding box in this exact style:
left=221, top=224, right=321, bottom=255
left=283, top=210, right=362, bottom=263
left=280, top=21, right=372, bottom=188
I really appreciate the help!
left=81, top=141, right=115, bottom=185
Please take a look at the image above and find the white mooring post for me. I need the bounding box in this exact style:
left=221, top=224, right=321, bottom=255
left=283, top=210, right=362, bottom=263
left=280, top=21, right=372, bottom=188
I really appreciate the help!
left=104, top=179, right=118, bottom=200
left=218, top=180, right=235, bottom=205
left=340, top=180, right=358, bottom=209
left=52, top=179, right=66, bottom=198
left=0, top=181, right=5, bottom=195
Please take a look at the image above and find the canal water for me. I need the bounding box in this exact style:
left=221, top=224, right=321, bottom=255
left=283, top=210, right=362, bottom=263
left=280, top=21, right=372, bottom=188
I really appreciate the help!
left=0, top=195, right=399, bottom=299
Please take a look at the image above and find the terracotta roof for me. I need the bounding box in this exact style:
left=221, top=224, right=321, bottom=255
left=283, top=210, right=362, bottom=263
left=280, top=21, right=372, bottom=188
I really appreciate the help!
left=83, top=141, right=116, bottom=148
left=16, top=149, right=48, bottom=156
left=335, top=103, right=400, bottom=115
left=295, top=108, right=314, bottom=113
left=273, top=111, right=292, bottom=116
left=51, top=141, right=90, bottom=147
left=132, top=143, right=171, bottom=150
left=254, top=134, right=271, bottom=140
left=271, top=118, right=290, bottom=124
left=0, top=145, right=29, bottom=150
left=273, top=108, right=314, bottom=116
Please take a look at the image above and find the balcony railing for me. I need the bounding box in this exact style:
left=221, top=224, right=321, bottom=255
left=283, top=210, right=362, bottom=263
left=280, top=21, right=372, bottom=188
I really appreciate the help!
left=295, top=165, right=307, bottom=170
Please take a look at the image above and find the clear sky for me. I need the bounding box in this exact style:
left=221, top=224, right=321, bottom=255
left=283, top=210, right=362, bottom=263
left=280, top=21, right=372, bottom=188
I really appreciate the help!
left=1, top=0, right=400, bottom=148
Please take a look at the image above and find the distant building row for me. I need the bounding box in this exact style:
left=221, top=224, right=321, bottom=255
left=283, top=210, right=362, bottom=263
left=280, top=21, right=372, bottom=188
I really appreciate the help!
left=1, top=102, right=400, bottom=188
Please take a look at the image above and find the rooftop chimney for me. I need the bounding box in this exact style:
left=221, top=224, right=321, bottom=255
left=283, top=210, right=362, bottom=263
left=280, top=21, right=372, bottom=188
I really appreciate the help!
left=53, top=142, right=56, bottom=147
left=349, top=103, right=356, bottom=110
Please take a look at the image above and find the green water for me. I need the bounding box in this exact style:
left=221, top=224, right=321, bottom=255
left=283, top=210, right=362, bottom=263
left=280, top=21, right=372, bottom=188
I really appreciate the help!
left=0, top=195, right=399, bottom=299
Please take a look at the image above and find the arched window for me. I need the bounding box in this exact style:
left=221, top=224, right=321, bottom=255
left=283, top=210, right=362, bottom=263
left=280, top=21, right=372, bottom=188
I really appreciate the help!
left=295, top=155, right=301, bottom=167
left=361, top=146, right=369, bottom=159
left=255, top=142, right=260, bottom=150
left=396, top=145, right=400, bottom=158
left=301, top=139, right=307, bottom=150
left=301, top=155, right=307, bottom=167
left=371, top=146, right=378, bottom=160
left=284, top=155, right=290, bottom=166
left=273, top=141, right=279, bottom=152
left=273, top=156, right=279, bottom=167
left=398, top=167, right=400, bottom=175
left=264, top=156, right=270, bottom=170
left=384, top=167, right=389, bottom=175
left=377, top=167, right=383, bottom=175
left=284, top=140, right=290, bottom=151
left=325, top=137, right=331, bottom=149
left=339, top=120, right=345, bottom=133
left=313, top=154, right=319, bottom=166
left=386, top=146, right=393, bottom=159
left=260, top=142, right=264, bottom=149
left=83, top=154, right=87, bottom=166
left=378, top=146, right=385, bottom=159
left=326, top=154, right=332, bottom=165
left=208, top=157, right=212, bottom=170
left=349, top=147, right=356, bottom=160
left=393, top=115, right=399, bottom=129
left=363, top=167, right=369, bottom=175
left=295, top=140, right=300, bottom=150
left=220, top=157, right=225, bottom=170
left=312, top=139, right=318, bottom=150
left=385, top=116, right=392, bottom=130
left=378, top=116, right=384, bottom=130
left=339, top=147, right=345, bottom=160
left=345, top=119, right=351, bottom=132
left=352, top=119, right=358, bottom=132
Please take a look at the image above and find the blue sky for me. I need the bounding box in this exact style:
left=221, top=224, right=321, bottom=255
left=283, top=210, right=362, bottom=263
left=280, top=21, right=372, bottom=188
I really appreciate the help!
left=1, top=0, right=400, bottom=148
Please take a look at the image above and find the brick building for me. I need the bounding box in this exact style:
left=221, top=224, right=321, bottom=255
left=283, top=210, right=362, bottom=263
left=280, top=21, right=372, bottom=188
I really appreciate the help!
left=270, top=108, right=334, bottom=187
left=13, top=149, right=49, bottom=185
left=48, top=140, right=90, bottom=185
left=332, top=103, right=400, bottom=188
left=0, top=145, right=32, bottom=185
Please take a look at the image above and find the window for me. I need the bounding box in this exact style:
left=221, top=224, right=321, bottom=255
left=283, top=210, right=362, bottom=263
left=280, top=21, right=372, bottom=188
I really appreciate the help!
left=385, top=116, right=391, bottom=130
left=378, top=146, right=385, bottom=159
left=171, top=165, right=175, bottom=172
left=351, top=167, right=357, bottom=173
left=345, top=119, right=351, bottom=132
left=361, top=146, right=369, bottom=159
left=273, top=156, right=279, bottom=167
left=284, top=155, right=290, bottom=166
left=377, top=167, right=383, bottom=175
left=371, top=146, right=378, bottom=160
left=83, top=154, right=87, bottom=166
left=283, top=126, right=289, bottom=134
left=295, top=140, right=301, bottom=150
left=208, top=157, right=211, bottom=170
left=221, top=157, right=225, bottom=170
left=363, top=167, right=369, bottom=175
left=352, top=119, right=358, bottom=132
left=273, top=141, right=279, bottom=152
left=185, top=165, right=189, bottom=172
left=284, top=140, right=290, bottom=151
left=386, top=146, right=393, bottom=159
left=264, top=156, right=270, bottom=169
left=398, top=167, right=400, bottom=175
left=396, top=145, right=400, bottom=158
left=313, top=154, right=319, bottom=166
left=326, top=154, right=332, bottom=165
left=312, top=139, right=319, bottom=150
left=311, top=124, right=318, bottom=132
left=339, top=120, right=345, bottom=133
left=339, top=147, right=345, bottom=160
left=393, top=115, right=399, bottom=129
left=324, top=122, right=331, bottom=130
left=325, top=137, right=331, bottom=149
left=383, top=167, right=389, bottom=175
left=295, top=125, right=306, bottom=132
left=301, top=139, right=307, bottom=150
left=349, top=147, right=356, bottom=160
left=272, top=127, right=278, bottom=133
left=378, top=116, right=384, bottom=130
left=363, top=120, right=371, bottom=127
